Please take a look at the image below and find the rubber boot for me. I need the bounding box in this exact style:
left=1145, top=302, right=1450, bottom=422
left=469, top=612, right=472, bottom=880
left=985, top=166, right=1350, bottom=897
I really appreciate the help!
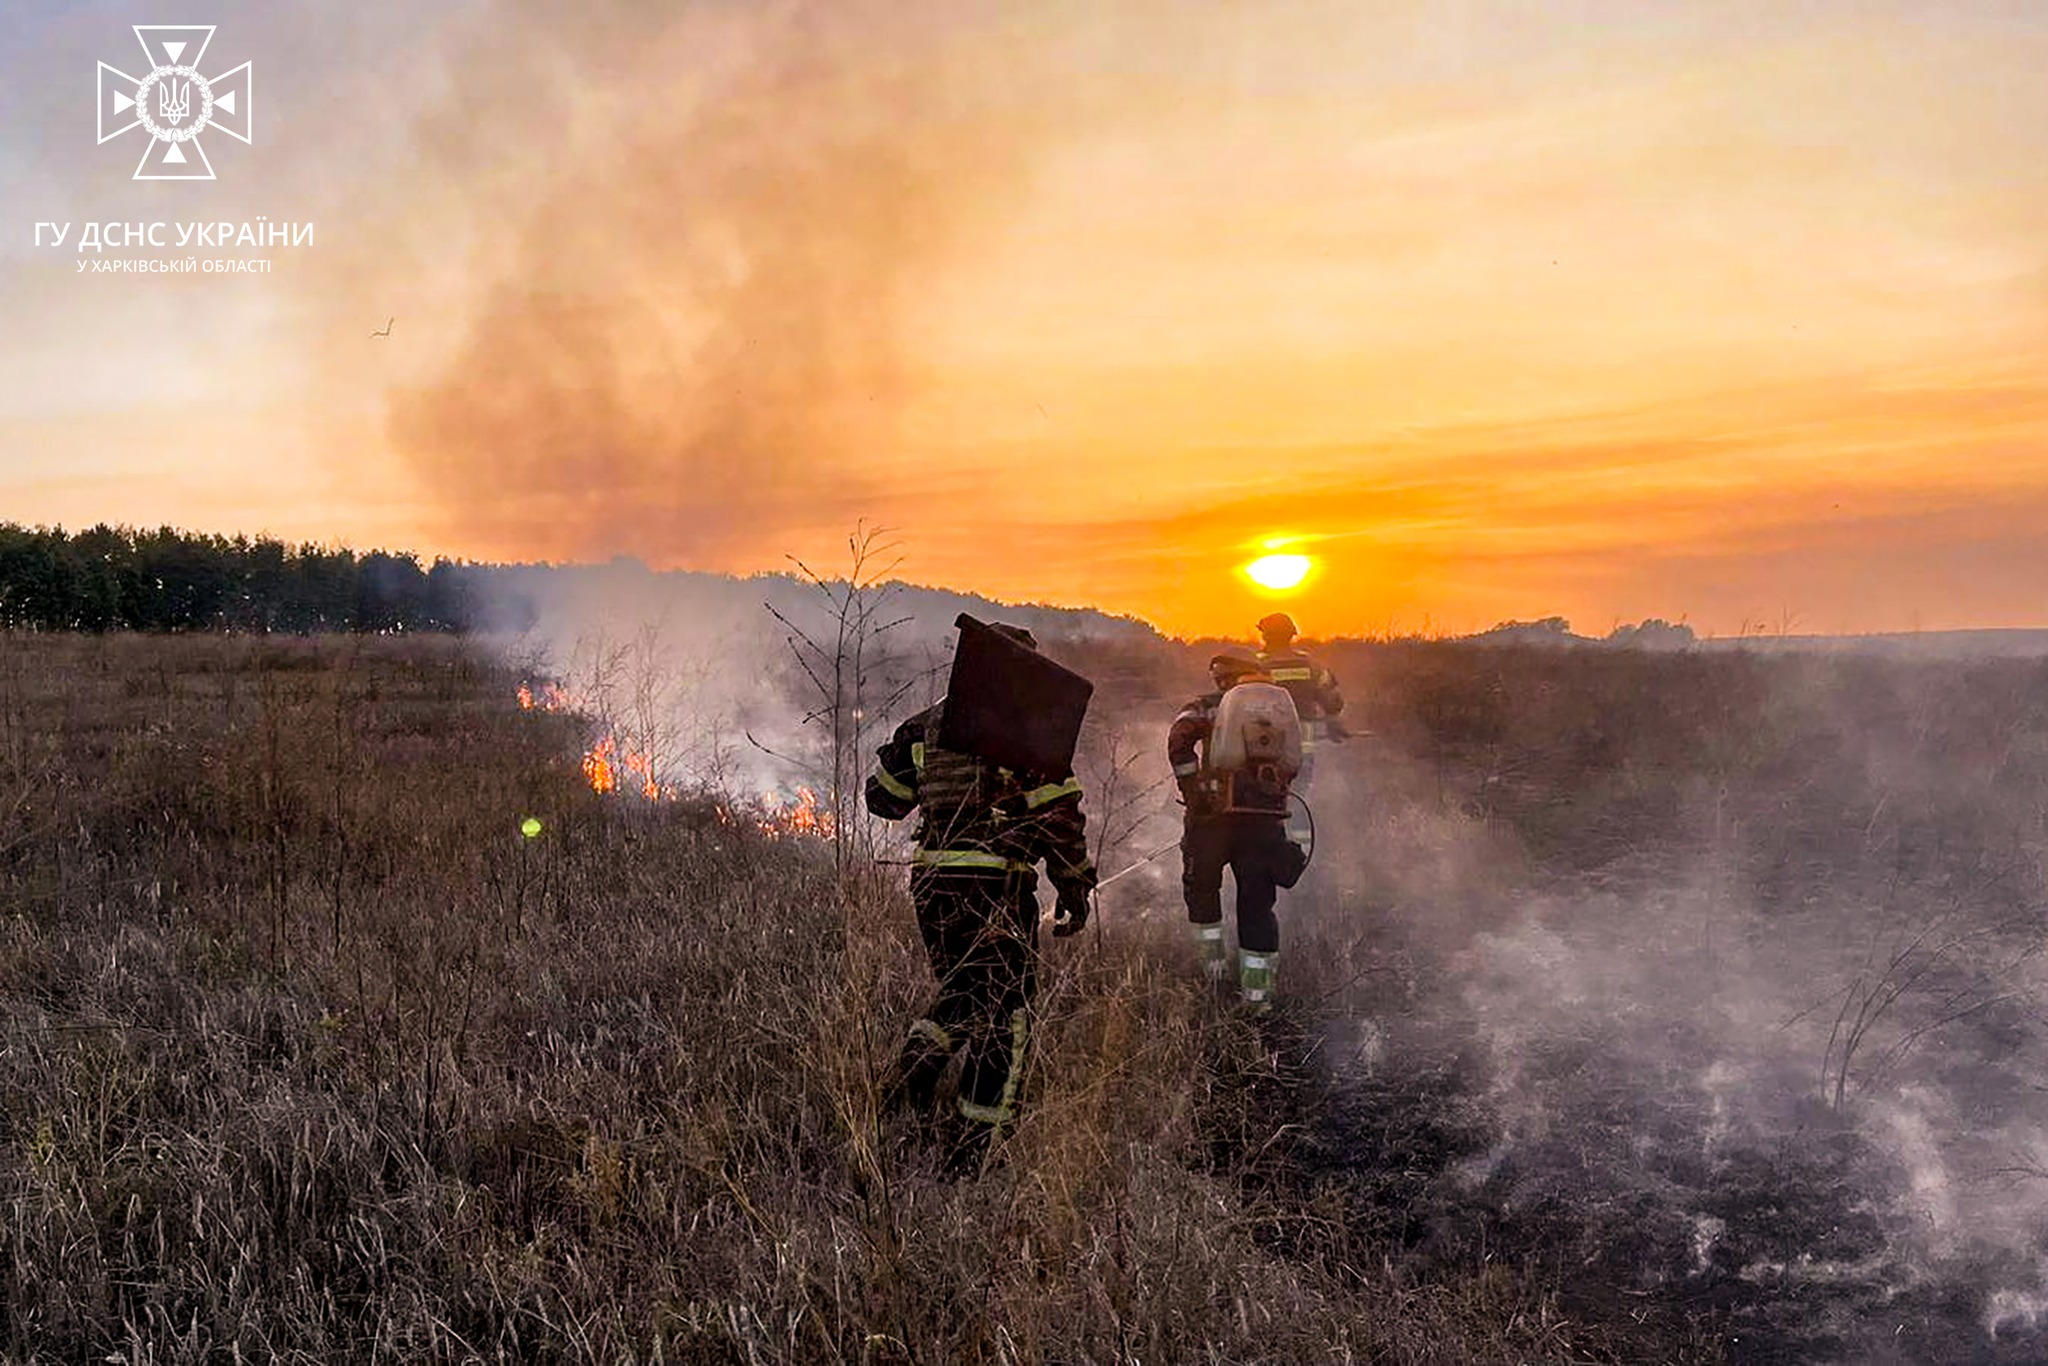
left=1239, top=948, right=1278, bottom=1012
left=1192, top=922, right=1230, bottom=988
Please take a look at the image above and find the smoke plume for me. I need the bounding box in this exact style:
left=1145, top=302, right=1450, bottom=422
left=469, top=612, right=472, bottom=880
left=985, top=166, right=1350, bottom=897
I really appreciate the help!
left=1263, top=643, right=2048, bottom=1361
left=370, top=0, right=1084, bottom=566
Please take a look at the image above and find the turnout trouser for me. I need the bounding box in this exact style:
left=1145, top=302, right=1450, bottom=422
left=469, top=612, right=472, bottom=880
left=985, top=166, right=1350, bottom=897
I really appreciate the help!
left=1286, top=734, right=1316, bottom=848
left=894, top=868, right=1037, bottom=1128
left=1182, top=815, right=1294, bottom=1003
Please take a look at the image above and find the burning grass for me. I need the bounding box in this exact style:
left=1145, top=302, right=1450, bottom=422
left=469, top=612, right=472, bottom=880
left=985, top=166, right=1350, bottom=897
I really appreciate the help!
left=518, top=672, right=832, bottom=833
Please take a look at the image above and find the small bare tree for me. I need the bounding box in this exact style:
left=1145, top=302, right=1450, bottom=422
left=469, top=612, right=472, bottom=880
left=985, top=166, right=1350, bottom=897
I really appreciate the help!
left=528, top=617, right=733, bottom=800
left=763, top=523, right=920, bottom=879
left=1799, top=884, right=2043, bottom=1108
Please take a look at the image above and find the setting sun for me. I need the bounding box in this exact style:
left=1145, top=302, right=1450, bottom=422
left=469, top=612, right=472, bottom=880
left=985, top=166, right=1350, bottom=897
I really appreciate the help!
left=1244, top=554, right=1313, bottom=592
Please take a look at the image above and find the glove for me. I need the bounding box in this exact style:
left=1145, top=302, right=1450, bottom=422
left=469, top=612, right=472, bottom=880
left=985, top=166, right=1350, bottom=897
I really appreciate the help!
left=1052, top=884, right=1091, bottom=937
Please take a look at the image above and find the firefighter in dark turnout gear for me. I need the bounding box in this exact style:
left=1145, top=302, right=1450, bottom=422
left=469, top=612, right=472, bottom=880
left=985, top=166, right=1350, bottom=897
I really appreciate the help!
left=1255, top=613, right=1345, bottom=849
left=1170, top=653, right=1306, bottom=1008
left=864, top=624, right=1097, bottom=1149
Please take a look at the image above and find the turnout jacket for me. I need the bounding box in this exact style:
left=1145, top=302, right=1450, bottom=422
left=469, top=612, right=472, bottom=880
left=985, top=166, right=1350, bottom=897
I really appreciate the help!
left=1255, top=647, right=1344, bottom=726
left=1167, top=691, right=1229, bottom=783
left=865, top=702, right=1097, bottom=890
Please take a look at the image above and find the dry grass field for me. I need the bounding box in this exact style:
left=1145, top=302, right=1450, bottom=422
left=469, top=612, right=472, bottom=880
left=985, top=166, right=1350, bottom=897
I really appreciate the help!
left=4, top=629, right=2047, bottom=1362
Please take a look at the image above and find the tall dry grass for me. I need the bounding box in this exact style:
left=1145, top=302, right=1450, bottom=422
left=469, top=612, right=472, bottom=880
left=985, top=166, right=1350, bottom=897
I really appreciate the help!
left=0, top=632, right=1673, bottom=1364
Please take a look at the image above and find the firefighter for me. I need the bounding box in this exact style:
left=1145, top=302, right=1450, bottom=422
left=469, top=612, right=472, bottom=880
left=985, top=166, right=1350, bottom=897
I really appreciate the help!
left=1170, top=653, right=1307, bottom=1009
left=1255, top=612, right=1345, bottom=849
left=864, top=623, right=1097, bottom=1163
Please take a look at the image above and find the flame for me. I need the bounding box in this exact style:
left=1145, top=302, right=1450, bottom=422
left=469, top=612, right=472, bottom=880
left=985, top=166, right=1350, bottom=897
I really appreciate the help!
left=518, top=683, right=646, bottom=795
left=576, top=727, right=669, bottom=800
left=582, top=736, right=618, bottom=794
left=518, top=681, right=577, bottom=712
left=757, top=786, right=835, bottom=840
left=623, top=747, right=663, bottom=800
left=520, top=684, right=833, bottom=836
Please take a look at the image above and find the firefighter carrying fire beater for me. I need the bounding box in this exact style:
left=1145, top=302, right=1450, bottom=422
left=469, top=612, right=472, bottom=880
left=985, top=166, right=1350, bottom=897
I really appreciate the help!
left=1171, top=653, right=1308, bottom=1008
left=1255, top=613, right=1345, bottom=850
left=865, top=620, right=1097, bottom=1161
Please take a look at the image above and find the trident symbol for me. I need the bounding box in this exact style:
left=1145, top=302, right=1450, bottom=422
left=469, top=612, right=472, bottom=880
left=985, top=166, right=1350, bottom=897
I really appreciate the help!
left=158, top=78, right=190, bottom=125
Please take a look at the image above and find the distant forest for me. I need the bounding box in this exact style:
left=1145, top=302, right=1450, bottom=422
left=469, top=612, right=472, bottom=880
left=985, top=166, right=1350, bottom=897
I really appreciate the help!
left=0, top=523, right=485, bottom=633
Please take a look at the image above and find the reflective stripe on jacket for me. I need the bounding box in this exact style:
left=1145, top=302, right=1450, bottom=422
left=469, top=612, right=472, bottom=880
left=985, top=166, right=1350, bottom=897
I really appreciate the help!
left=864, top=702, right=1097, bottom=890
left=1256, top=648, right=1344, bottom=723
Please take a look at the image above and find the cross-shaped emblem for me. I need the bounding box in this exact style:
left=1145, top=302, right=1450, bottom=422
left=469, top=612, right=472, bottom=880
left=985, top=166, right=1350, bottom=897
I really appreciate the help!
left=97, top=26, right=253, bottom=181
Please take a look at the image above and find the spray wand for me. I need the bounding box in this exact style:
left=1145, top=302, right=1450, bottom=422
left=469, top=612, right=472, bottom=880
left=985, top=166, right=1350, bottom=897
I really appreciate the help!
left=1094, top=836, right=1184, bottom=891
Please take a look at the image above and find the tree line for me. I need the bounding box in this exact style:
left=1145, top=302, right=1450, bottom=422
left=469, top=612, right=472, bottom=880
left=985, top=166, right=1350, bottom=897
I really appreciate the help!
left=0, top=523, right=486, bottom=633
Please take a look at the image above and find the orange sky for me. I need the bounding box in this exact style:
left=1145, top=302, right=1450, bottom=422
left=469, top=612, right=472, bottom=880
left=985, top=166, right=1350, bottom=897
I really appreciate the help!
left=5, top=1, right=2048, bottom=638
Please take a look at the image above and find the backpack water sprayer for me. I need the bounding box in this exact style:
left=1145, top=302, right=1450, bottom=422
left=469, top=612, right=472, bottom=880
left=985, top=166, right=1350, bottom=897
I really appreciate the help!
left=1201, top=679, right=1303, bottom=817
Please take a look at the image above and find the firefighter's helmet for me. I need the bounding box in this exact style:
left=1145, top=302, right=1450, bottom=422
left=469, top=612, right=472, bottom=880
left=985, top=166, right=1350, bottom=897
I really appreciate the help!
left=1209, top=652, right=1263, bottom=686
left=1257, top=613, right=1298, bottom=643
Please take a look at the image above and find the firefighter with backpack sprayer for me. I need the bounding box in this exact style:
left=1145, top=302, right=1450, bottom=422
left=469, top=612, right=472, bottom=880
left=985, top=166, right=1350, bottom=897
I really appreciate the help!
left=1170, top=653, right=1308, bottom=1009
left=1255, top=613, right=1345, bottom=852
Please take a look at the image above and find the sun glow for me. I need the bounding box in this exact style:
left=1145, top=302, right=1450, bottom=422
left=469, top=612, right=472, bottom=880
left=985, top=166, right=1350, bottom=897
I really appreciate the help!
left=1244, top=553, right=1312, bottom=592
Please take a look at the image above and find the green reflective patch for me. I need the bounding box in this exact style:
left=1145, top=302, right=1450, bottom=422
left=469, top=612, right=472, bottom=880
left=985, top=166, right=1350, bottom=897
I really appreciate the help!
left=1022, top=778, right=1083, bottom=808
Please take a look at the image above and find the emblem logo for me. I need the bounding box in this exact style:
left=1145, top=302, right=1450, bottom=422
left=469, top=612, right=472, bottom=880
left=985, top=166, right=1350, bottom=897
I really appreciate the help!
left=97, top=26, right=253, bottom=181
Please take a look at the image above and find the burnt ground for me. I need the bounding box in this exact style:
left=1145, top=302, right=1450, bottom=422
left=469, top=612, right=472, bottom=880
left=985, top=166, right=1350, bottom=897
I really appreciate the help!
left=1189, top=967, right=2048, bottom=1364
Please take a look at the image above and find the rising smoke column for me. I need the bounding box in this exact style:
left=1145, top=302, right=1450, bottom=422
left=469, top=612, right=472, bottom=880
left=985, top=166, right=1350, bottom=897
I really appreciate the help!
left=377, top=0, right=1079, bottom=567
